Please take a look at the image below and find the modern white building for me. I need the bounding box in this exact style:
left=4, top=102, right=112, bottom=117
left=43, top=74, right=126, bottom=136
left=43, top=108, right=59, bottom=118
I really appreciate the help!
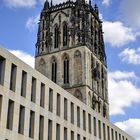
left=0, top=47, right=134, bottom=140
left=0, top=0, right=135, bottom=139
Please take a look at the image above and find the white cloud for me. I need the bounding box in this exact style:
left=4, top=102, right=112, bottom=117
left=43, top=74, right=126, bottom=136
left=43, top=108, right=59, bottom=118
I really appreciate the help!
left=99, top=13, right=103, bottom=20
left=103, top=21, right=136, bottom=47
left=102, top=0, right=110, bottom=6
left=26, top=14, right=40, bottom=31
left=120, top=48, right=140, bottom=65
left=115, top=118, right=140, bottom=140
left=9, top=50, right=34, bottom=68
left=4, top=0, right=37, bottom=8
left=120, top=0, right=140, bottom=28
left=108, top=71, right=140, bottom=115
left=109, top=71, right=138, bottom=80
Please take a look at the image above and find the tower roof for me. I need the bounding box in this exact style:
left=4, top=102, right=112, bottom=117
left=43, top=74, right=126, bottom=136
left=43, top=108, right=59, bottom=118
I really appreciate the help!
left=43, top=0, right=49, bottom=10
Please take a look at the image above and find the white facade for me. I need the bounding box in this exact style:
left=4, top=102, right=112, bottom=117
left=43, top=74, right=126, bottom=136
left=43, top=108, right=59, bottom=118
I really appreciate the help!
left=0, top=47, right=134, bottom=140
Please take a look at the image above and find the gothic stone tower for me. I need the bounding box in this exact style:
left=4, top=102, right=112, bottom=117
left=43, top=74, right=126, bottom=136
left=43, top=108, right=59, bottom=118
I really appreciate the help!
left=35, top=0, right=109, bottom=119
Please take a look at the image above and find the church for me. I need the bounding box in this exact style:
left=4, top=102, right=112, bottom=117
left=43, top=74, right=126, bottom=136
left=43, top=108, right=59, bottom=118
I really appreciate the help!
left=0, top=0, right=134, bottom=140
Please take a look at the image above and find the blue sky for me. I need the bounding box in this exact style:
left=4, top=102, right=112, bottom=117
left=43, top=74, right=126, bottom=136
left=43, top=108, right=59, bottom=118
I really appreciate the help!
left=0, top=0, right=140, bottom=139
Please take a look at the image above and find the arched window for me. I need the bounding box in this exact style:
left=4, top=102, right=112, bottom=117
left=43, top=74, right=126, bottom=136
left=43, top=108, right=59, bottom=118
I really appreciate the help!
left=94, top=42, right=98, bottom=55
left=41, top=42, right=45, bottom=52
left=51, top=58, right=57, bottom=83
left=54, top=25, right=59, bottom=48
left=38, top=58, right=46, bottom=76
left=64, top=56, right=69, bottom=84
left=42, top=31, right=44, bottom=40
left=63, top=22, right=68, bottom=46
left=74, top=50, right=82, bottom=84
left=88, top=92, right=91, bottom=106
left=74, top=89, right=82, bottom=101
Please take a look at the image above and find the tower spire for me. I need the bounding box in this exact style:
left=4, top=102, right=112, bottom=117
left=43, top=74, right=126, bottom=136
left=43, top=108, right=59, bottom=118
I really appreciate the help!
left=51, top=0, right=53, bottom=7
left=43, top=0, right=49, bottom=10
left=89, top=0, right=91, bottom=6
left=94, top=4, right=99, bottom=15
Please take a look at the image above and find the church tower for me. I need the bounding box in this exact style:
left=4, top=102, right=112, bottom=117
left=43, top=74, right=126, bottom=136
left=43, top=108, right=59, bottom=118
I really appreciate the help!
left=35, top=0, right=109, bottom=119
